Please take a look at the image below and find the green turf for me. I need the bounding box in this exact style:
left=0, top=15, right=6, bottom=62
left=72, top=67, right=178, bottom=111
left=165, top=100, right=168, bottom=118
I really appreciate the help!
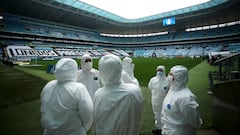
left=0, top=58, right=217, bottom=135
left=0, top=63, right=47, bottom=108
left=14, top=66, right=55, bottom=81
left=0, top=100, right=43, bottom=135
left=139, top=87, right=155, bottom=134
left=188, top=60, right=218, bottom=128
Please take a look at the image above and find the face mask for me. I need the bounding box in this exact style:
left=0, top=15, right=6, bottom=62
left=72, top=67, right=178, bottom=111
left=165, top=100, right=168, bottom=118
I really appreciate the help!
left=167, top=75, right=174, bottom=84
left=84, top=62, right=92, bottom=70
left=157, top=71, right=164, bottom=77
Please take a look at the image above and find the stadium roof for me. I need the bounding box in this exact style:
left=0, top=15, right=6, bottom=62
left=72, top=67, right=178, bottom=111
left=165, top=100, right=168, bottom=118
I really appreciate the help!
left=56, top=0, right=224, bottom=23
left=79, top=0, right=212, bottom=20
left=0, top=0, right=240, bottom=34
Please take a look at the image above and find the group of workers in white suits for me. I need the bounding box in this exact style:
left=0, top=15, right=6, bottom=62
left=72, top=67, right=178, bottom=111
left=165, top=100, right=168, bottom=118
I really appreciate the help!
left=40, top=53, right=202, bottom=135
left=148, top=65, right=202, bottom=135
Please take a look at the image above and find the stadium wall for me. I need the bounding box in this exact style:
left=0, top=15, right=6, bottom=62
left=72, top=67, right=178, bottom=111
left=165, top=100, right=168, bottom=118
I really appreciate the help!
left=212, top=79, right=240, bottom=135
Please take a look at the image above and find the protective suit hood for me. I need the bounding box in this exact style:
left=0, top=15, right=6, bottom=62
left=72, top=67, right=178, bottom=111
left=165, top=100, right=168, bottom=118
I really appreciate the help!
left=41, top=58, right=93, bottom=135
left=170, top=65, right=188, bottom=91
left=54, top=58, right=78, bottom=83
left=122, top=57, right=134, bottom=76
left=157, top=65, right=165, bottom=72
left=156, top=65, right=166, bottom=78
left=99, top=54, right=122, bottom=86
left=81, top=54, right=93, bottom=71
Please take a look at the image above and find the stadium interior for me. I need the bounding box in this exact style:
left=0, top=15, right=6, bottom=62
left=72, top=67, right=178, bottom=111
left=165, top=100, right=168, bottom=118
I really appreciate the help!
left=0, top=0, right=240, bottom=135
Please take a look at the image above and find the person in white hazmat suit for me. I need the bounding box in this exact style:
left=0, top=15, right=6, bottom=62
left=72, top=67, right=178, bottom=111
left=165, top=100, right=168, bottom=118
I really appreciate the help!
left=40, top=58, right=93, bottom=135
left=121, top=56, right=139, bottom=86
left=148, top=65, right=169, bottom=134
left=77, top=54, right=100, bottom=99
left=161, top=65, right=202, bottom=135
left=93, top=54, right=144, bottom=135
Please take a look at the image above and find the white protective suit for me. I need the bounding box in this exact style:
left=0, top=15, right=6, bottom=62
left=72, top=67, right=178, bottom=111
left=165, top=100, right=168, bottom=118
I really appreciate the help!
left=40, top=58, right=93, bottom=135
left=93, top=54, right=144, bottom=135
left=161, top=65, right=202, bottom=135
left=121, top=57, right=139, bottom=86
left=77, top=54, right=100, bottom=99
left=148, top=65, right=169, bottom=130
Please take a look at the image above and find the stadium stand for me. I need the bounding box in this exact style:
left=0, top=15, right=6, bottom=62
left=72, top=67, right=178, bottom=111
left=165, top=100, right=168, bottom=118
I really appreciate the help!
left=0, top=47, right=3, bottom=60
left=0, top=3, right=240, bottom=63
left=1, top=13, right=240, bottom=45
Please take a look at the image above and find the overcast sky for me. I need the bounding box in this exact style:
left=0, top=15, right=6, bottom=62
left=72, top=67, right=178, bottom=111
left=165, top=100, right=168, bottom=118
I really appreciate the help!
left=79, top=0, right=210, bottom=19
